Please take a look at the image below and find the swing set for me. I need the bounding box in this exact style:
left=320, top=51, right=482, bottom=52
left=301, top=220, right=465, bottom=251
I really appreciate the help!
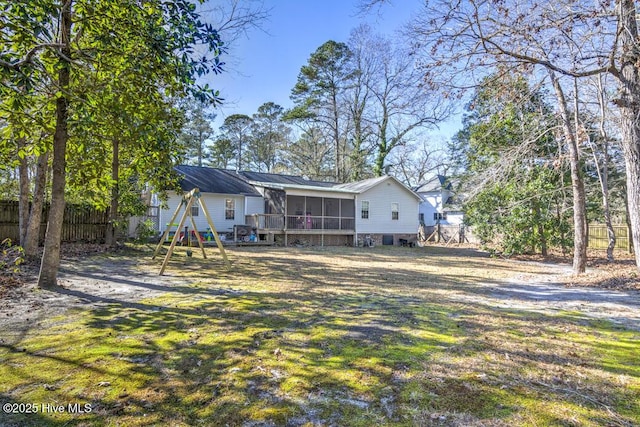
left=152, top=188, right=230, bottom=275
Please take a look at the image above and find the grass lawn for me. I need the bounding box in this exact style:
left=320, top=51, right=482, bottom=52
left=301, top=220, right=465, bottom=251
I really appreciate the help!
left=1, top=245, right=638, bottom=426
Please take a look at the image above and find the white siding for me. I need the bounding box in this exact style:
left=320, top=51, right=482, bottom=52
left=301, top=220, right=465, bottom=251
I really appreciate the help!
left=159, top=192, right=247, bottom=235
left=419, top=193, right=440, bottom=226
left=356, top=180, right=420, bottom=234
left=418, top=189, right=460, bottom=226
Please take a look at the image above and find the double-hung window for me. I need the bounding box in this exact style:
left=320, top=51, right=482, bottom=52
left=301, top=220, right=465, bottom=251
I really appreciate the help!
left=361, top=201, right=370, bottom=219
left=391, top=203, right=399, bottom=220
left=225, top=199, right=235, bottom=220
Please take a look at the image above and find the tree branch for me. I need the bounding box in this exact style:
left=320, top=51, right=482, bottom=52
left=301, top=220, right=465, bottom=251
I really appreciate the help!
left=0, top=43, right=65, bottom=71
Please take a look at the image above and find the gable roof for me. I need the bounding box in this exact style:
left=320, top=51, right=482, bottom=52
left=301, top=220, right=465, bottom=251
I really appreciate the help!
left=335, top=175, right=423, bottom=201
left=174, top=165, right=261, bottom=196
left=333, top=175, right=388, bottom=192
left=414, top=175, right=452, bottom=193
left=174, top=165, right=422, bottom=200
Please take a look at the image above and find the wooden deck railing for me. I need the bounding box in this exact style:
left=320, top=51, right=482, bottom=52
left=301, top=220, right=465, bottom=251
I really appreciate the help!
left=245, top=214, right=355, bottom=231
left=245, top=214, right=285, bottom=230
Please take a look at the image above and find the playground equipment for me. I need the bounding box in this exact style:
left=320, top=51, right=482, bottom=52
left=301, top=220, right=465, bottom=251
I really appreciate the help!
left=152, top=188, right=230, bottom=275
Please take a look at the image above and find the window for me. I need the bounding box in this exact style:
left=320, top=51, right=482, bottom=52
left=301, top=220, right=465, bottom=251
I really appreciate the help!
left=361, top=201, right=370, bottom=219
left=433, top=212, right=447, bottom=221
left=225, top=199, right=235, bottom=220
left=391, top=203, right=399, bottom=220
left=419, top=213, right=425, bottom=224
left=190, top=205, right=199, bottom=217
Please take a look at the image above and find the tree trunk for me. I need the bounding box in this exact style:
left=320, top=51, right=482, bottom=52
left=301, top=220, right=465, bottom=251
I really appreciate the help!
left=624, top=184, right=634, bottom=254
left=105, top=139, right=119, bottom=247
left=600, top=142, right=616, bottom=262
left=616, top=0, right=640, bottom=270
left=24, top=151, right=49, bottom=258
left=591, top=75, right=616, bottom=261
left=38, top=0, right=72, bottom=288
left=534, top=203, right=547, bottom=256
left=18, top=141, right=29, bottom=246
left=549, top=71, right=587, bottom=274
left=374, top=111, right=389, bottom=176
left=332, top=91, right=341, bottom=182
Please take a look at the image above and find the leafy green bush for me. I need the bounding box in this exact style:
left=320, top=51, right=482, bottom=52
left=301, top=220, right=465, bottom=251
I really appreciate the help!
left=0, top=238, right=24, bottom=273
left=135, top=219, right=158, bottom=243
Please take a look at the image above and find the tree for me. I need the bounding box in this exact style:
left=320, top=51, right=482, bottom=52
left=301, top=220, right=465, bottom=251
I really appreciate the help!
left=419, top=0, right=640, bottom=271
left=208, top=136, right=236, bottom=169
left=344, top=25, right=377, bottom=180
left=571, top=75, right=625, bottom=261
left=362, top=0, right=616, bottom=274
left=289, top=41, right=356, bottom=182
left=389, top=139, right=447, bottom=188
left=1, top=0, right=226, bottom=287
left=220, top=114, right=253, bottom=171
left=178, top=98, right=216, bottom=167
left=349, top=26, right=448, bottom=177
left=548, top=70, right=588, bottom=271
left=285, top=125, right=333, bottom=180
left=455, top=72, right=571, bottom=255
left=248, top=102, right=289, bottom=173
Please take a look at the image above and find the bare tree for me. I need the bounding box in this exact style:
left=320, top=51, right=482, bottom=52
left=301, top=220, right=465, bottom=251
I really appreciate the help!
left=359, top=0, right=640, bottom=273
left=580, top=74, right=621, bottom=261
left=353, top=27, right=449, bottom=176
left=344, top=25, right=378, bottom=181
left=388, top=139, right=447, bottom=188
left=201, top=0, right=270, bottom=47
left=549, top=70, right=588, bottom=272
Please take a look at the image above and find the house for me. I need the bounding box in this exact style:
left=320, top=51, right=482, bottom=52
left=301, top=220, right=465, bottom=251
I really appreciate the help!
left=335, top=175, right=423, bottom=246
left=415, top=175, right=464, bottom=227
left=156, top=166, right=422, bottom=246
left=157, top=165, right=264, bottom=242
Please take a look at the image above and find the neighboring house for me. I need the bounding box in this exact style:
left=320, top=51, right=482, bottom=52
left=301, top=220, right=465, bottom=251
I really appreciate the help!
left=157, top=166, right=422, bottom=246
left=415, top=175, right=464, bottom=227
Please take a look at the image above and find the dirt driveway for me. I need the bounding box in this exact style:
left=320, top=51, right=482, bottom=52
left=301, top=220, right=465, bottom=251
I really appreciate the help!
left=1, top=249, right=639, bottom=332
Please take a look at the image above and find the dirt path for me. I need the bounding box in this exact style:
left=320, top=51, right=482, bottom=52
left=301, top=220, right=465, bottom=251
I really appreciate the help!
left=453, top=262, right=640, bottom=331
left=0, top=257, right=190, bottom=333
left=1, top=255, right=639, bottom=333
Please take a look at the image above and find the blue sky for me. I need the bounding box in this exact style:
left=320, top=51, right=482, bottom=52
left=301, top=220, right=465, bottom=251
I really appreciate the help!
left=205, top=0, right=459, bottom=139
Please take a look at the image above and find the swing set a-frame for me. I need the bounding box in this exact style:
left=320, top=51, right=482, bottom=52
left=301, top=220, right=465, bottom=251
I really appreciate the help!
left=152, top=188, right=230, bottom=275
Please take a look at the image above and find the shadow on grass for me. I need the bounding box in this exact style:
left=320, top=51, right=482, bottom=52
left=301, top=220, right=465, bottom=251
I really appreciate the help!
left=1, top=245, right=638, bottom=426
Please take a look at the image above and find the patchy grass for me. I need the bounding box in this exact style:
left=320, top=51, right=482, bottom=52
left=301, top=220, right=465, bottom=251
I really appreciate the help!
left=1, top=245, right=639, bottom=426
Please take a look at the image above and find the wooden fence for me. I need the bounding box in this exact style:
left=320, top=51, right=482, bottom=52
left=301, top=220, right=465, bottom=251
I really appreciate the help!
left=0, top=200, right=109, bottom=244
left=588, top=224, right=631, bottom=251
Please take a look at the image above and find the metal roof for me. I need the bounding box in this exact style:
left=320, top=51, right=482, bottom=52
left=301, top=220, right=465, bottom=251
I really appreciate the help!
left=175, top=166, right=422, bottom=200
left=175, top=165, right=261, bottom=196
left=335, top=175, right=423, bottom=201
left=238, top=171, right=336, bottom=188
left=333, top=175, right=388, bottom=193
